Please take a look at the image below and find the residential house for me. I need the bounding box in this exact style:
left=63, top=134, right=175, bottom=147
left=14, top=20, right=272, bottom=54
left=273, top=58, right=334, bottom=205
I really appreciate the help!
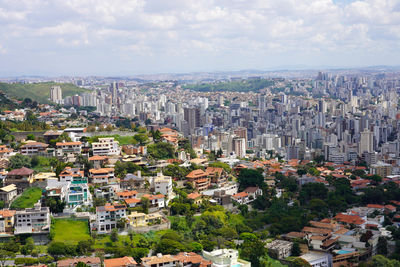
left=0, top=209, right=16, bottom=234
left=66, top=179, right=91, bottom=208
left=0, top=145, right=12, bottom=158
left=143, top=194, right=165, bottom=210
left=121, top=172, right=145, bottom=190
left=299, top=251, right=332, bottom=267
left=32, top=172, right=57, bottom=184
left=104, top=256, right=137, bottom=267
left=5, top=167, right=34, bottom=193
left=89, top=168, right=115, bottom=184
left=59, top=167, right=85, bottom=183
left=202, top=249, right=251, bottom=267
left=0, top=184, right=18, bottom=205
left=92, top=137, right=120, bottom=156
left=141, top=254, right=177, bottom=267
left=56, top=141, right=82, bottom=157
left=244, top=187, right=263, bottom=200
left=14, top=202, right=50, bottom=235
left=57, top=257, right=101, bottom=267
left=116, top=190, right=138, bottom=201
left=231, top=192, right=249, bottom=205
left=43, top=130, right=63, bottom=143
left=205, top=167, right=227, bottom=186
left=174, top=252, right=212, bottom=267
left=88, top=155, right=108, bottom=169
left=186, top=169, right=210, bottom=192
left=187, top=192, right=203, bottom=205
left=127, top=211, right=163, bottom=228
left=20, top=141, right=49, bottom=156
left=151, top=173, right=173, bottom=198
left=96, top=203, right=127, bottom=234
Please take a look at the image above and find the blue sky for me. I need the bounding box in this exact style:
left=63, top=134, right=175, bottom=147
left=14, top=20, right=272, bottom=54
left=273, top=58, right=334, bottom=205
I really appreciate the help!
left=0, top=0, right=399, bottom=76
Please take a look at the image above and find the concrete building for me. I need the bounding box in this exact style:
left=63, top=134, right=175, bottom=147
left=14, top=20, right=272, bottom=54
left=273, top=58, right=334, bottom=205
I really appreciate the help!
left=0, top=184, right=18, bottom=205
left=50, top=85, right=63, bottom=104
left=151, top=173, right=173, bottom=198
left=202, top=249, right=251, bottom=267
left=92, top=137, right=120, bottom=156
left=96, top=203, right=127, bottom=233
left=20, top=141, right=49, bottom=156
left=370, top=161, right=392, bottom=178
left=266, top=240, right=293, bottom=259
left=14, top=202, right=50, bottom=235
left=359, top=129, right=373, bottom=156
left=300, top=251, right=332, bottom=267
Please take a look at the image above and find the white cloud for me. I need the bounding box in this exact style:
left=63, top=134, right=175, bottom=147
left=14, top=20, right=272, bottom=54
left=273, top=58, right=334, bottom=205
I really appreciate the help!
left=0, top=0, right=399, bottom=74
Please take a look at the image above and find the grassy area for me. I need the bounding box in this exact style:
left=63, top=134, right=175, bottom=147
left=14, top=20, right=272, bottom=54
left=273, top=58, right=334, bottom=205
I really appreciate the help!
left=262, top=255, right=288, bottom=267
left=89, top=134, right=136, bottom=146
left=10, top=187, right=42, bottom=209
left=52, top=219, right=91, bottom=245
left=0, top=82, right=88, bottom=104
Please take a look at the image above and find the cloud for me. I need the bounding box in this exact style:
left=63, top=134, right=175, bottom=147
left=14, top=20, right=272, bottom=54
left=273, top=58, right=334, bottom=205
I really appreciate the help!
left=0, top=0, right=399, bottom=75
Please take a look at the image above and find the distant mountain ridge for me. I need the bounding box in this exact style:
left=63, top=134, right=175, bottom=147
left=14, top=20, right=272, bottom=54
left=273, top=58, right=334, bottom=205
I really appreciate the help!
left=0, top=82, right=88, bottom=104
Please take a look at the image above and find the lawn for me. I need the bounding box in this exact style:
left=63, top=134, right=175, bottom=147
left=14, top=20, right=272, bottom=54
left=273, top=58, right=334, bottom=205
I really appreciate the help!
left=52, top=219, right=91, bottom=245
left=89, top=134, right=136, bottom=146
left=10, top=187, right=42, bottom=209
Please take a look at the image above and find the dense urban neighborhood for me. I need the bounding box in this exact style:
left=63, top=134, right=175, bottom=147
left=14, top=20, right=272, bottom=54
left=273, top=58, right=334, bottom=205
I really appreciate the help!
left=1, top=69, right=400, bottom=267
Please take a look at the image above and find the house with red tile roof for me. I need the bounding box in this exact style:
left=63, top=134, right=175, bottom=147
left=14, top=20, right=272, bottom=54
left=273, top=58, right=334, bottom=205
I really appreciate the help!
left=186, top=169, right=210, bottom=192
left=104, top=256, right=137, bottom=267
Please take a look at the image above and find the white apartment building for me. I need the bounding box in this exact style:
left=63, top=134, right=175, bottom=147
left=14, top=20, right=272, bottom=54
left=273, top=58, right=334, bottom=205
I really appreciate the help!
left=50, top=86, right=63, bottom=104
left=92, top=138, right=120, bottom=156
left=14, top=202, right=50, bottom=235
left=96, top=203, right=127, bottom=233
left=56, top=141, right=82, bottom=157
left=151, top=173, right=173, bottom=199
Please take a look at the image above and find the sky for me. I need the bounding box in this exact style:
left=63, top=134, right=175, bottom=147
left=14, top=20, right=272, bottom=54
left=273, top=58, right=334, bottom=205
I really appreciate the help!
left=0, top=0, right=400, bottom=76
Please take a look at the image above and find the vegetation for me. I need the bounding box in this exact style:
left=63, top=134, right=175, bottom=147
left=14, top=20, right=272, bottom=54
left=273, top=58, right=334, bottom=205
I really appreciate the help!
left=0, top=82, right=88, bottom=104
left=183, top=79, right=275, bottom=93
left=51, top=219, right=91, bottom=245
left=147, top=142, right=175, bottom=159
left=10, top=187, right=42, bottom=209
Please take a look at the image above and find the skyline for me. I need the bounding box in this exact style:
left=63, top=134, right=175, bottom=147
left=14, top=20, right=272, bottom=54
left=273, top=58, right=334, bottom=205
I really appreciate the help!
left=1, top=0, right=400, bottom=76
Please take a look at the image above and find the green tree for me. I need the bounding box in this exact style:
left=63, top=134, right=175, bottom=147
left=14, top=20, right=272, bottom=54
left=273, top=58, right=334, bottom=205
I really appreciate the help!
left=141, top=197, right=150, bottom=214
left=156, top=239, right=185, bottom=255
left=237, top=169, right=264, bottom=191
left=291, top=242, right=301, bottom=256
left=9, top=154, right=31, bottom=169
left=133, top=133, right=149, bottom=146
left=0, top=249, right=15, bottom=267
left=47, top=242, right=68, bottom=260
left=147, top=142, right=175, bottom=159
left=377, top=237, right=388, bottom=256
left=110, top=229, right=119, bottom=242
left=20, top=237, right=34, bottom=255
left=299, top=183, right=328, bottom=204
left=240, top=238, right=267, bottom=267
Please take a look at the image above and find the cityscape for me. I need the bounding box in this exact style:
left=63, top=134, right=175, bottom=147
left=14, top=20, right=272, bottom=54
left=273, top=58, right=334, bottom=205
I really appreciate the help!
left=1, top=0, right=400, bottom=267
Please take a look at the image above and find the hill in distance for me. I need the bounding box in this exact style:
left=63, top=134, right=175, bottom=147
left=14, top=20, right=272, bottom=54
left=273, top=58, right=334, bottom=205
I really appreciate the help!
left=0, top=82, right=88, bottom=104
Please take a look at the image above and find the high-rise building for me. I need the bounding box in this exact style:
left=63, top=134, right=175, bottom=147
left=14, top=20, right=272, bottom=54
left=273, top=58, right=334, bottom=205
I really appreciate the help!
left=184, top=107, right=201, bottom=135
left=50, top=86, right=62, bottom=104
left=234, top=127, right=248, bottom=149
left=232, top=137, right=246, bottom=158
left=110, top=82, right=118, bottom=104
left=359, top=129, right=373, bottom=156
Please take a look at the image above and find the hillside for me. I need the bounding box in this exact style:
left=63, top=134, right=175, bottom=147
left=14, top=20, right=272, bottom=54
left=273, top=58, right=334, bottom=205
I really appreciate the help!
left=182, top=78, right=275, bottom=92
left=0, top=82, right=88, bottom=104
